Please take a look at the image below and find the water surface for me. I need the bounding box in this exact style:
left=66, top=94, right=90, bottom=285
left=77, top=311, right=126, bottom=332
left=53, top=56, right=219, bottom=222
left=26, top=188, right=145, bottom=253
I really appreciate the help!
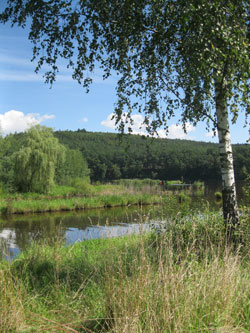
left=0, top=181, right=247, bottom=260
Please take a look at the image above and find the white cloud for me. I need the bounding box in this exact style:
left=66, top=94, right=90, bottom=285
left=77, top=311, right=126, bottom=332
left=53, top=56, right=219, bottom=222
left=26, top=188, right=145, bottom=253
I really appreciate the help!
left=0, top=110, right=55, bottom=136
left=101, top=113, right=147, bottom=134
left=101, top=113, right=116, bottom=129
left=164, top=123, right=195, bottom=140
left=79, top=117, right=88, bottom=123
left=101, top=113, right=195, bottom=140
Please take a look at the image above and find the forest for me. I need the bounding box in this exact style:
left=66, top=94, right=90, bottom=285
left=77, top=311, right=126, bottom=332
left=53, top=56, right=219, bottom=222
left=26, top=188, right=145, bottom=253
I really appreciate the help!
left=54, top=129, right=250, bottom=183
left=0, top=127, right=249, bottom=193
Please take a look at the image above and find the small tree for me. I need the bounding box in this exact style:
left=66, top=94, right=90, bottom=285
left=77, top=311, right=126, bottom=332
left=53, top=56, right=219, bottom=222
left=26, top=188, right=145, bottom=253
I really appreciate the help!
left=55, top=147, right=90, bottom=185
left=14, top=125, right=65, bottom=193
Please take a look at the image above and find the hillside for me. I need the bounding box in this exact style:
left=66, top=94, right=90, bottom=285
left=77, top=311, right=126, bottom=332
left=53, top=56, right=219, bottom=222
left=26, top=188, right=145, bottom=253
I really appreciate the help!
left=54, top=129, right=250, bottom=182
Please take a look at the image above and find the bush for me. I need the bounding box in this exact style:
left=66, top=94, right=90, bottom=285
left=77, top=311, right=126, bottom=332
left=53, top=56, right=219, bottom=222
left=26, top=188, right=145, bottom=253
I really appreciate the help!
left=69, top=177, right=92, bottom=195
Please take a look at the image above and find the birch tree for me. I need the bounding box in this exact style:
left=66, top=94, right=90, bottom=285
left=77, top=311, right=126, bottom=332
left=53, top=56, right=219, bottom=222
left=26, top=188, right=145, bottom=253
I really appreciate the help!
left=1, top=0, right=249, bottom=233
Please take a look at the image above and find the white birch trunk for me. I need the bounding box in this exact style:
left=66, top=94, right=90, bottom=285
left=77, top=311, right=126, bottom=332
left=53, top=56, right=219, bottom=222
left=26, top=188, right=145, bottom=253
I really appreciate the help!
left=215, top=80, right=240, bottom=232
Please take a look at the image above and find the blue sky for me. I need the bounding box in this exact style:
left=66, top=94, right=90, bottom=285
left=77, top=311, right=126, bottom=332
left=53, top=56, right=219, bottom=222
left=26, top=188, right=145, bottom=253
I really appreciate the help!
left=0, top=14, right=249, bottom=143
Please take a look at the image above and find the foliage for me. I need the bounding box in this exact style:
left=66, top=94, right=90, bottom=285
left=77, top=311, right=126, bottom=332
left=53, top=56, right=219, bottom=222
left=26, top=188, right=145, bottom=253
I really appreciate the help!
left=193, top=181, right=204, bottom=189
left=0, top=131, right=91, bottom=193
left=166, top=180, right=183, bottom=185
left=215, top=191, right=223, bottom=200
left=1, top=129, right=249, bottom=187
left=14, top=125, right=65, bottom=193
left=55, top=130, right=250, bottom=182
left=113, top=178, right=161, bottom=188
left=67, top=177, right=92, bottom=195
left=0, top=1, right=248, bottom=130
left=55, top=147, right=90, bottom=185
left=0, top=134, right=25, bottom=192
left=243, top=174, right=250, bottom=204
left=178, top=191, right=191, bottom=203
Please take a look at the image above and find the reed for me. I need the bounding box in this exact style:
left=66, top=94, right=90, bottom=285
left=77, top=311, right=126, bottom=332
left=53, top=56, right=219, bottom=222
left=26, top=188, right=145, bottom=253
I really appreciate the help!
left=1, top=210, right=250, bottom=332
left=0, top=191, right=173, bottom=215
left=0, top=180, right=199, bottom=216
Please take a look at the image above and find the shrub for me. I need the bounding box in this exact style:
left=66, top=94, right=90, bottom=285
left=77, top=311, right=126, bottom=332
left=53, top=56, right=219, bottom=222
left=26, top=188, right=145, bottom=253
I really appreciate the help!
left=69, top=177, right=92, bottom=195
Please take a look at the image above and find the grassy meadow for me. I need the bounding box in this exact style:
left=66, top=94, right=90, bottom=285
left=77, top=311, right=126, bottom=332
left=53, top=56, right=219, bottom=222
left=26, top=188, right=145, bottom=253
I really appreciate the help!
left=1, top=207, right=250, bottom=332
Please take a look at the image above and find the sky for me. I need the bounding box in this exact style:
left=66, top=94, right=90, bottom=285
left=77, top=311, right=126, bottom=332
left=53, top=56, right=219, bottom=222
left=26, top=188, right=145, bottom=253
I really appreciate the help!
left=0, top=10, right=249, bottom=143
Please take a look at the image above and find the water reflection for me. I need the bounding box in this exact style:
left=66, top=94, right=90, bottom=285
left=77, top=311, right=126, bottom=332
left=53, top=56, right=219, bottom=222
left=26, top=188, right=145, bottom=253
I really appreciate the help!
left=0, top=181, right=247, bottom=261
left=66, top=223, right=150, bottom=244
left=0, top=206, right=154, bottom=260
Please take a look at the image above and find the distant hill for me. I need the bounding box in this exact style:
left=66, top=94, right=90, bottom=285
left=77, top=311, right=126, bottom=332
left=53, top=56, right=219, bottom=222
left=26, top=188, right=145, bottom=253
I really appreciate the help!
left=54, top=129, right=250, bottom=182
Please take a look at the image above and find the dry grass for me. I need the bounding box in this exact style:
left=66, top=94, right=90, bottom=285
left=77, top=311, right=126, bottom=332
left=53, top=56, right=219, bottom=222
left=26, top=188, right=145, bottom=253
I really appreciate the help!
left=0, top=266, right=26, bottom=332
left=104, top=239, right=249, bottom=332
left=0, top=210, right=250, bottom=332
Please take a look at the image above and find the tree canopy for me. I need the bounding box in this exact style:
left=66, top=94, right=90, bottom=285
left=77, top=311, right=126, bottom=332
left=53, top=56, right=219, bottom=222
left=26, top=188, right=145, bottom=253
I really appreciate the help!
left=55, top=147, right=90, bottom=185
left=54, top=130, right=250, bottom=183
left=0, top=128, right=249, bottom=191
left=14, top=125, right=65, bottom=193
left=1, top=0, right=249, bottom=131
left=0, top=128, right=91, bottom=193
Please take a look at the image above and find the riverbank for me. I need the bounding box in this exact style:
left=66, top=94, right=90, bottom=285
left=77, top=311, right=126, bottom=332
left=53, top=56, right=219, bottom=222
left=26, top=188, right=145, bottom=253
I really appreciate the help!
left=0, top=183, right=186, bottom=215
left=0, top=193, right=173, bottom=215
left=1, top=209, right=250, bottom=332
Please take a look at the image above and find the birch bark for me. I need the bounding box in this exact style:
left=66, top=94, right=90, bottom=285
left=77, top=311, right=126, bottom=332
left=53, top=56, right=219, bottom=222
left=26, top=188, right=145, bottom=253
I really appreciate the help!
left=215, top=80, right=240, bottom=234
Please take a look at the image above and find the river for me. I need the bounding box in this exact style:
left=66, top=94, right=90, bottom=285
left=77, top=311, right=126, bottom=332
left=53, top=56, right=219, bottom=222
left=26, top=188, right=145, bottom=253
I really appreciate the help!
left=0, top=181, right=247, bottom=260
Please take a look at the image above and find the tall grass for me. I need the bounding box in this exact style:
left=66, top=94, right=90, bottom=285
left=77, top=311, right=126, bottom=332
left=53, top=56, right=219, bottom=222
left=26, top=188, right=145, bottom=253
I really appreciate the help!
left=0, top=179, right=201, bottom=215
left=113, top=178, right=161, bottom=187
left=0, top=266, right=26, bottom=332
left=112, top=178, right=163, bottom=195
left=105, top=246, right=249, bottom=332
left=0, top=181, right=176, bottom=215
left=1, top=209, right=250, bottom=332
left=0, top=193, right=170, bottom=215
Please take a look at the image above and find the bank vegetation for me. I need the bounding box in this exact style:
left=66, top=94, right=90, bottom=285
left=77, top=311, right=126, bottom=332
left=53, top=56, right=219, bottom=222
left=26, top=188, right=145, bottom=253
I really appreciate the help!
left=1, top=209, right=250, bottom=332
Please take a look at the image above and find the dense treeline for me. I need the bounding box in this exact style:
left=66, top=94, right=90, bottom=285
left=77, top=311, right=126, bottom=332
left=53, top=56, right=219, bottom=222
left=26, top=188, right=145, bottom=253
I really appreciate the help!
left=0, top=128, right=249, bottom=191
left=54, top=129, right=250, bottom=183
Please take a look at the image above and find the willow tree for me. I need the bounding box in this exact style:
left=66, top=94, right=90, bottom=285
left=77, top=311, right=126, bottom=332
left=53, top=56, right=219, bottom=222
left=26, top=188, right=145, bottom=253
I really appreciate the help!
left=14, top=125, right=65, bottom=193
left=1, top=1, right=249, bottom=231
